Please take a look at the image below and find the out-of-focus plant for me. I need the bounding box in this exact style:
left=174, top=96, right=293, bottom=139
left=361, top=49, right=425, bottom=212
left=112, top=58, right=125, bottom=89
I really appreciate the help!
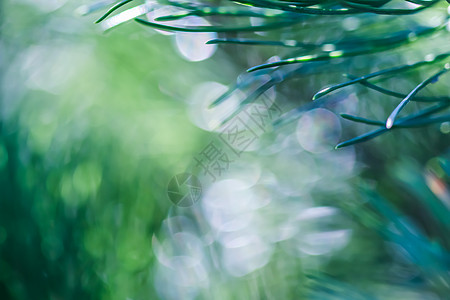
left=0, top=1, right=214, bottom=299
left=347, top=151, right=450, bottom=299
left=90, top=0, right=450, bottom=147
left=1, top=0, right=449, bottom=299
left=86, top=1, right=450, bottom=299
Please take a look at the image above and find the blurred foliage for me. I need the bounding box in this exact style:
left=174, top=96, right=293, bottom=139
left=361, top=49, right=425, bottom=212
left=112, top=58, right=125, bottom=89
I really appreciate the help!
left=1, top=0, right=450, bottom=300
left=0, top=0, right=221, bottom=298
left=94, top=0, right=450, bottom=147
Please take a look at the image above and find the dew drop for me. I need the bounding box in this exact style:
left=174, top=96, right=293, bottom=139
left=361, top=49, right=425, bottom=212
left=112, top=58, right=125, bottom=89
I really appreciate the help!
left=342, top=17, right=360, bottom=31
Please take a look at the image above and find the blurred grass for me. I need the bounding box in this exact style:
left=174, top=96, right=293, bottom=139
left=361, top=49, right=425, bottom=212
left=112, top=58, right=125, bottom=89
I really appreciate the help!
left=0, top=1, right=223, bottom=298
left=0, top=1, right=450, bottom=300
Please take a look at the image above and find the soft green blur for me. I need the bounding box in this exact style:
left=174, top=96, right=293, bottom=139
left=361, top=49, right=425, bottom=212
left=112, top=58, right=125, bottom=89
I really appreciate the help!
left=0, top=1, right=218, bottom=298
left=1, top=1, right=450, bottom=300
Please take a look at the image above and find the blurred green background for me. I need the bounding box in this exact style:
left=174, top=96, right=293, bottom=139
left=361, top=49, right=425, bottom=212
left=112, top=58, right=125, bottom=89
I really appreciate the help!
left=1, top=0, right=450, bottom=299
left=1, top=1, right=218, bottom=298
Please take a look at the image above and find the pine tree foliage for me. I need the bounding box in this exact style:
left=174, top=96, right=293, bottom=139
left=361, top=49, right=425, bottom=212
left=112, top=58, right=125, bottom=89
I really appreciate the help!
left=88, top=0, right=450, bottom=147
left=82, top=0, right=450, bottom=298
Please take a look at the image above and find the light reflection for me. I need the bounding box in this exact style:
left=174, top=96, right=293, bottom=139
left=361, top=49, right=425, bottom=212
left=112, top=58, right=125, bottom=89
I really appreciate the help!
left=152, top=231, right=205, bottom=269
left=154, top=263, right=203, bottom=300
left=440, top=122, right=450, bottom=134
left=425, top=172, right=450, bottom=209
left=164, top=215, right=198, bottom=237
left=166, top=255, right=208, bottom=286
left=219, top=160, right=262, bottom=189
left=202, top=179, right=257, bottom=232
left=282, top=206, right=352, bottom=257
left=220, top=233, right=254, bottom=249
left=298, top=206, right=338, bottom=220
left=175, top=17, right=217, bottom=62
left=222, top=234, right=273, bottom=277
left=405, top=2, right=421, bottom=9
left=300, top=229, right=352, bottom=256
left=258, top=201, right=308, bottom=243
left=101, top=4, right=151, bottom=31
left=145, top=4, right=189, bottom=36
left=342, top=17, right=360, bottom=31
left=296, top=108, right=342, bottom=153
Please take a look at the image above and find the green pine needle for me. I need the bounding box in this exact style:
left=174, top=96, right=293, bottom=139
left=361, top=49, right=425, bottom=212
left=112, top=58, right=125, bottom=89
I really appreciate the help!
left=95, top=0, right=134, bottom=23
left=385, top=65, right=449, bottom=129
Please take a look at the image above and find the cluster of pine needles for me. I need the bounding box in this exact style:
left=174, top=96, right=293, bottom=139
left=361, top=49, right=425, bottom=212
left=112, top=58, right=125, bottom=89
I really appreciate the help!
left=84, top=0, right=450, bottom=148
left=84, top=1, right=450, bottom=297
